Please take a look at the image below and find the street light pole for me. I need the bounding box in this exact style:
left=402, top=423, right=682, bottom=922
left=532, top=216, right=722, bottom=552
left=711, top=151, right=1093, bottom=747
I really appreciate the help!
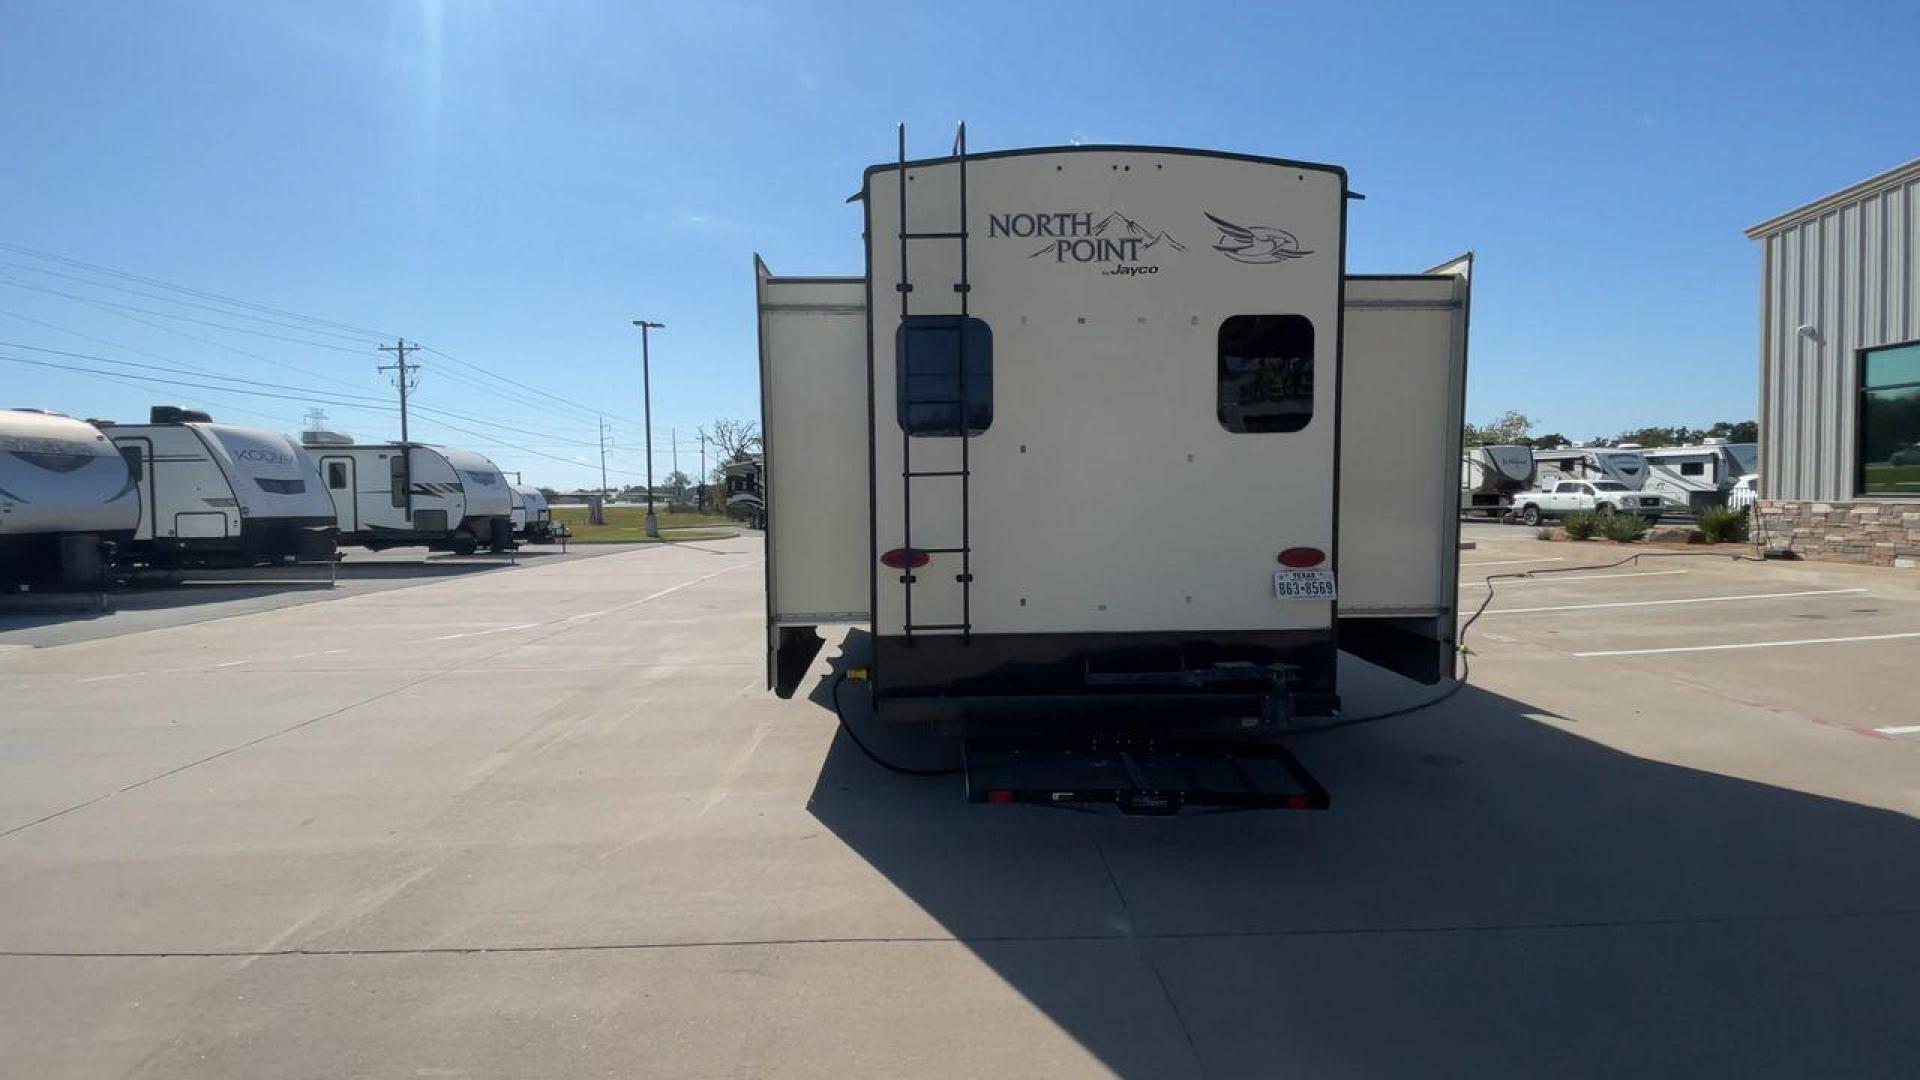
left=632, top=319, right=666, bottom=538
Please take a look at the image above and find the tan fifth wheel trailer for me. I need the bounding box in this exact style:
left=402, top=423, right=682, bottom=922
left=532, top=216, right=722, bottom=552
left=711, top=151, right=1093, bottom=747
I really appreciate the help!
left=757, top=129, right=1470, bottom=812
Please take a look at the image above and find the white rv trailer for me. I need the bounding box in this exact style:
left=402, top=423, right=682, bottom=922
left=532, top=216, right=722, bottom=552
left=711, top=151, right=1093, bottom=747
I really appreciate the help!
left=0, top=408, right=139, bottom=586
left=1460, top=444, right=1535, bottom=517
left=301, top=432, right=514, bottom=554
left=509, top=483, right=553, bottom=541
left=722, top=457, right=766, bottom=528
left=104, top=407, right=338, bottom=568
left=1532, top=445, right=1648, bottom=490
left=1640, top=439, right=1758, bottom=513
left=757, top=129, right=1471, bottom=811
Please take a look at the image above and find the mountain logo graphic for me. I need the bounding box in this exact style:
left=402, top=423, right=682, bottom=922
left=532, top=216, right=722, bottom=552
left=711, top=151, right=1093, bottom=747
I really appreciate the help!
left=1205, top=212, right=1312, bottom=263
left=1025, top=210, right=1186, bottom=259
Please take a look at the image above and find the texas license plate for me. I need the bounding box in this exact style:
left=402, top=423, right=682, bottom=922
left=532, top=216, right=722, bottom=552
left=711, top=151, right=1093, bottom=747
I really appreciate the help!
left=1273, top=569, right=1336, bottom=600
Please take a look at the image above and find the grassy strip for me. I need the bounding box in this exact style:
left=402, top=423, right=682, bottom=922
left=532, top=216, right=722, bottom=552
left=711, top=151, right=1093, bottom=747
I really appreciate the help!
left=549, top=505, right=736, bottom=544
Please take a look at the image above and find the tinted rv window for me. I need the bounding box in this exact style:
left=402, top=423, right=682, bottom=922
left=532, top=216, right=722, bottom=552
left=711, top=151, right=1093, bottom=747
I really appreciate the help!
left=389, top=454, right=407, bottom=507
left=1218, top=315, right=1313, bottom=433
left=896, top=315, right=992, bottom=436
left=327, top=461, right=348, bottom=489
left=1679, top=461, right=1705, bottom=477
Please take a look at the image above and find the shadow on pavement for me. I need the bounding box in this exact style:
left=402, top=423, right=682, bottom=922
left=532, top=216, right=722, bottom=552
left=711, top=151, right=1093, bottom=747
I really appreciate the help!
left=804, top=633, right=1920, bottom=1077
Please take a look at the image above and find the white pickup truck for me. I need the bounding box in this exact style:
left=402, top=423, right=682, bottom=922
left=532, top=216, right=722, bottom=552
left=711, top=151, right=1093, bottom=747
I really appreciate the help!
left=1513, top=479, right=1666, bottom=526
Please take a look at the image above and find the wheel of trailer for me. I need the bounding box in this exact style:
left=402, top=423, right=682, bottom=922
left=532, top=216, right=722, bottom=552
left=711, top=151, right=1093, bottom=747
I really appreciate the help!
left=1520, top=505, right=1541, bottom=526
left=451, top=539, right=478, bottom=556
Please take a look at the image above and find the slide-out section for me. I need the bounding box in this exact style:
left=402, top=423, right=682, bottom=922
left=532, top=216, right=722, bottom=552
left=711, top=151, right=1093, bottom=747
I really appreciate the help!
left=757, top=257, right=871, bottom=695
left=1336, top=255, right=1472, bottom=683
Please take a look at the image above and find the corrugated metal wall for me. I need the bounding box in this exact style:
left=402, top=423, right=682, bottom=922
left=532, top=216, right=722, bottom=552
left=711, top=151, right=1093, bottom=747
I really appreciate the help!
left=1757, top=170, right=1920, bottom=500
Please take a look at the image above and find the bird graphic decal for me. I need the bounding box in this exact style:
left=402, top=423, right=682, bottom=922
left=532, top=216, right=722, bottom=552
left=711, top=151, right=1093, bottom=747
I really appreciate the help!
left=1205, top=212, right=1312, bottom=263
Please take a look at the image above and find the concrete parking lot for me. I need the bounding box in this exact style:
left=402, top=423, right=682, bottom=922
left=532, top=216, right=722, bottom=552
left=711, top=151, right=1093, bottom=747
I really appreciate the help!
left=2, top=532, right=1917, bottom=1078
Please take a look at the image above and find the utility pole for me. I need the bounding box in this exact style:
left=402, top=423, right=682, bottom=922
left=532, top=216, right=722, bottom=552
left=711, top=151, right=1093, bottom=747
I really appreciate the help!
left=378, top=338, right=419, bottom=520
left=632, top=319, right=665, bottom=537
left=671, top=426, right=678, bottom=485
left=597, top=418, right=609, bottom=498
left=699, top=430, right=708, bottom=512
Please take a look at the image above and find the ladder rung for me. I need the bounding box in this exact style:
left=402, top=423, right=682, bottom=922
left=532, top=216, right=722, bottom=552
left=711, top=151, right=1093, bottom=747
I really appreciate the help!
left=901, top=231, right=968, bottom=239
left=904, top=623, right=970, bottom=632
left=905, top=469, right=966, bottom=477
left=918, top=546, right=968, bottom=554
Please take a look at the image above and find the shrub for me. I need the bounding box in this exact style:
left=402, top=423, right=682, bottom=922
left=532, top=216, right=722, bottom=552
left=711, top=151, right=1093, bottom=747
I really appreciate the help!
left=1562, top=510, right=1604, bottom=540
left=1600, top=511, right=1652, bottom=542
left=1535, top=527, right=1555, bottom=541
left=1696, top=505, right=1750, bottom=544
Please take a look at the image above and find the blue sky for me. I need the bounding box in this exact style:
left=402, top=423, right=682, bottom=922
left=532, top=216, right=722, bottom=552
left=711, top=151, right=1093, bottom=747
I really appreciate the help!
left=1, top=0, right=1914, bottom=488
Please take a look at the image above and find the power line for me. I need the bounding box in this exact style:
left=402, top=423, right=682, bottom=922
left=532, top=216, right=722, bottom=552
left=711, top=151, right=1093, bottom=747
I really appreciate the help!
left=0, top=260, right=385, bottom=345
left=0, top=240, right=397, bottom=341
left=0, top=275, right=370, bottom=354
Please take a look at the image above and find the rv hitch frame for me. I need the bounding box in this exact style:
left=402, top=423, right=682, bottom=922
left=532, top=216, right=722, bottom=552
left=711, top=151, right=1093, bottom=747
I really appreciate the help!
left=963, top=735, right=1329, bottom=816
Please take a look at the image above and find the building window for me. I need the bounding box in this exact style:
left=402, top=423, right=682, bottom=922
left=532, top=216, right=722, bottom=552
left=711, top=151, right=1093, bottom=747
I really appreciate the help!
left=1218, top=315, right=1314, bottom=433
left=1680, top=461, right=1705, bottom=477
left=327, top=461, right=348, bottom=489
left=1859, top=341, right=1920, bottom=496
left=896, top=315, right=992, bottom=436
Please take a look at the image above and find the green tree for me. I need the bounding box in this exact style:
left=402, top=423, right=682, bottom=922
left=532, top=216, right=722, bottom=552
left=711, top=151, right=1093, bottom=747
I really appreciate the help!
left=664, top=469, right=691, bottom=502
left=1530, top=432, right=1569, bottom=449
left=1463, top=410, right=1533, bottom=446
left=1705, top=420, right=1759, bottom=443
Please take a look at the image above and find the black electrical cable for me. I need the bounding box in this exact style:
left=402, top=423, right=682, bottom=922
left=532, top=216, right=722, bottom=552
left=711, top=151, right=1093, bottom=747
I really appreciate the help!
left=1285, top=546, right=1770, bottom=735
left=829, top=674, right=964, bottom=776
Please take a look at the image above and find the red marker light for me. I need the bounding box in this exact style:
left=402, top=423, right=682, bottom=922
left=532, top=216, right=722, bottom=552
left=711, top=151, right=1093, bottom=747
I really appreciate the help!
left=880, top=547, right=931, bottom=569
left=1278, top=547, right=1326, bottom=568
left=986, top=790, right=1015, bottom=805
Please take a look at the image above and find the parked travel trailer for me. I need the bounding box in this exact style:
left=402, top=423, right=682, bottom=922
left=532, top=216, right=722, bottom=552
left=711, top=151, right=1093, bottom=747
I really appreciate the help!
left=756, top=128, right=1471, bottom=812
left=104, top=407, right=337, bottom=568
left=301, top=432, right=514, bottom=554
left=509, top=483, right=553, bottom=541
left=1640, top=440, right=1758, bottom=514
left=1460, top=444, right=1535, bottom=517
left=1532, top=445, right=1648, bottom=489
left=0, top=408, right=139, bottom=587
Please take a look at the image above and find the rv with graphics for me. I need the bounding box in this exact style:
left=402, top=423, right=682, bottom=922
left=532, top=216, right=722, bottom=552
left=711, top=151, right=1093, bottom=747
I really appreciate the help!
left=1460, top=444, right=1535, bottom=517
left=1532, top=445, right=1649, bottom=490
left=301, top=431, right=514, bottom=554
left=0, top=408, right=139, bottom=587
left=104, top=407, right=338, bottom=568
left=1640, top=439, right=1758, bottom=514
left=756, top=127, right=1471, bottom=813
left=509, top=483, right=553, bottom=541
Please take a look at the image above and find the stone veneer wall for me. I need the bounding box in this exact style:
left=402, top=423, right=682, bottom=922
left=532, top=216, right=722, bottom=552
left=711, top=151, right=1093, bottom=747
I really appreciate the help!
left=1754, top=500, right=1920, bottom=568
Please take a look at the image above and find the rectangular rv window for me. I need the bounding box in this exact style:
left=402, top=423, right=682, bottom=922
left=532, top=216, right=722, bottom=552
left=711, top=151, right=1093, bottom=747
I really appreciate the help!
left=1218, top=315, right=1314, bottom=433
left=1680, top=461, right=1705, bottom=477
left=327, top=461, right=347, bottom=489
left=389, top=454, right=407, bottom=508
left=1859, top=341, right=1920, bottom=496
left=119, top=444, right=143, bottom=476
left=896, top=315, right=992, bottom=436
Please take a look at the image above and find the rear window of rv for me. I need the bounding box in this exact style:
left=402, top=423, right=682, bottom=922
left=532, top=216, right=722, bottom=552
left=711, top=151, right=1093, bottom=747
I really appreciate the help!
left=896, top=315, right=992, bottom=436
left=1217, top=315, right=1313, bottom=433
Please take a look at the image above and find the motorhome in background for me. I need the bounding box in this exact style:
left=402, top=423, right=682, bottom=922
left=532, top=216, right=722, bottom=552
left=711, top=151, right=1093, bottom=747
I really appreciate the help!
left=105, top=407, right=337, bottom=568
left=1532, top=445, right=1649, bottom=489
left=1640, top=439, right=1758, bottom=514
left=509, top=483, right=552, bottom=541
left=1459, top=445, right=1535, bottom=517
left=0, top=408, right=139, bottom=587
left=756, top=130, right=1471, bottom=811
left=301, top=431, right=514, bottom=554
left=722, top=457, right=765, bottom=528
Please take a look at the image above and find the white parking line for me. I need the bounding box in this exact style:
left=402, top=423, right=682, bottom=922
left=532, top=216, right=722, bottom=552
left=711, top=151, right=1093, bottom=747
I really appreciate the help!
left=431, top=622, right=541, bottom=642
left=1484, top=588, right=1865, bottom=617
left=1460, top=557, right=1566, bottom=567
left=214, top=659, right=251, bottom=668
left=1575, top=631, right=1920, bottom=658
left=1462, top=570, right=1688, bottom=589
left=1876, top=725, right=1920, bottom=736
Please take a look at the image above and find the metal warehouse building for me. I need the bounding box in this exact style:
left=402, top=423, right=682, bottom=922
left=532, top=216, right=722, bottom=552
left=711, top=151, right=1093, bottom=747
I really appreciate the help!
left=1747, top=156, right=1920, bottom=566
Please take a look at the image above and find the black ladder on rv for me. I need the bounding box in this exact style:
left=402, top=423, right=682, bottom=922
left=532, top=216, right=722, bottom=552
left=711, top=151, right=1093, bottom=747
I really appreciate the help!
left=896, top=122, right=976, bottom=645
